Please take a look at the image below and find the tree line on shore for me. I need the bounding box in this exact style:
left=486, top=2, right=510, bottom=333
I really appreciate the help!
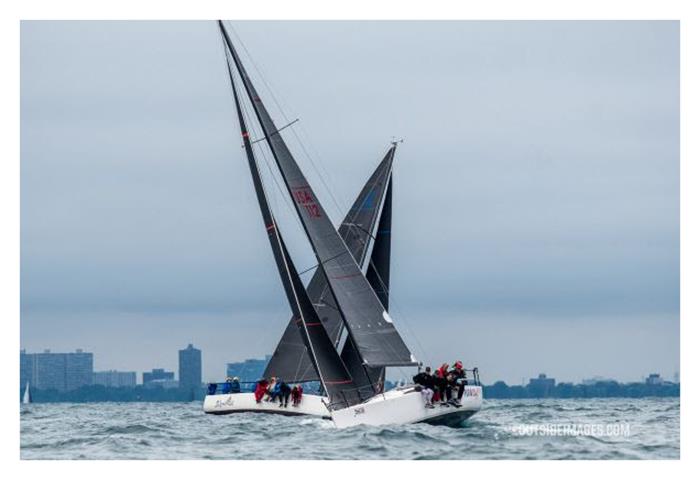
left=484, top=380, right=680, bottom=399
left=21, top=379, right=679, bottom=403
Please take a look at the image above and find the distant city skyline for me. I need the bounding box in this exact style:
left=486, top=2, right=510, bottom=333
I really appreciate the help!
left=19, top=346, right=678, bottom=387
left=21, top=21, right=679, bottom=385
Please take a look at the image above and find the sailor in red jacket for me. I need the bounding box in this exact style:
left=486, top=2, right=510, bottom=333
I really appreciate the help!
left=434, top=363, right=450, bottom=404
left=254, top=378, right=268, bottom=403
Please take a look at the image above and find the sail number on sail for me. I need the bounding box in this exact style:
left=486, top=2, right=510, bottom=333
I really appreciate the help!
left=292, top=186, right=321, bottom=218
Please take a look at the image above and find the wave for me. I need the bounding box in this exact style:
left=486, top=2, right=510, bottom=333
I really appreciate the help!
left=19, top=398, right=680, bottom=460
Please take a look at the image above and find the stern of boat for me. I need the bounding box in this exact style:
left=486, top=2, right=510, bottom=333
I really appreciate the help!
left=331, top=383, right=482, bottom=428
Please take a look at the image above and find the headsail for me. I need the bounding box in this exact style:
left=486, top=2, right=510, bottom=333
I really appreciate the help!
left=264, top=148, right=395, bottom=382
left=366, top=175, right=393, bottom=309
left=340, top=174, right=393, bottom=394
left=221, top=39, right=360, bottom=407
left=220, top=22, right=416, bottom=369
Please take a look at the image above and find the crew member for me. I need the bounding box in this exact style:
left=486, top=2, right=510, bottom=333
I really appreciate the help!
left=449, top=361, right=467, bottom=405
left=413, top=366, right=436, bottom=408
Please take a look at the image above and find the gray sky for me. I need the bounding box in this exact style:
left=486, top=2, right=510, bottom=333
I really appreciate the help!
left=20, top=21, right=679, bottom=384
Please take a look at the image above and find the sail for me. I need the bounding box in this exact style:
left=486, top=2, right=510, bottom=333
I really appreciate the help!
left=340, top=175, right=393, bottom=394
left=366, top=176, right=393, bottom=309
left=222, top=42, right=360, bottom=407
left=220, top=22, right=416, bottom=368
left=23, top=382, right=31, bottom=404
left=264, top=148, right=395, bottom=382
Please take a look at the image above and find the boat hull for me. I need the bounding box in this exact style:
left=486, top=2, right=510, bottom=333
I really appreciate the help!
left=202, top=392, right=330, bottom=418
left=331, top=385, right=482, bottom=428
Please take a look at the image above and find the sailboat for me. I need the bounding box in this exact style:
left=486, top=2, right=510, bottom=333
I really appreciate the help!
left=203, top=21, right=482, bottom=428
left=23, top=382, right=32, bottom=405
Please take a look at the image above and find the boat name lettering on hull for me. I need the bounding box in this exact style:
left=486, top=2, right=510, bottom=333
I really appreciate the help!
left=215, top=396, right=235, bottom=409
left=354, top=407, right=365, bottom=416
left=464, top=387, right=481, bottom=397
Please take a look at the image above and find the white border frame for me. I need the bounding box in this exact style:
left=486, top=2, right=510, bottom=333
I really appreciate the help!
left=2, top=0, right=696, bottom=477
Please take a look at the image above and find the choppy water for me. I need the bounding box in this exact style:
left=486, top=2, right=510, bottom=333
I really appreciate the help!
left=20, top=398, right=679, bottom=459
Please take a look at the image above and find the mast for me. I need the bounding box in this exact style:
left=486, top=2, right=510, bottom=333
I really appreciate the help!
left=221, top=39, right=359, bottom=407
left=219, top=21, right=416, bottom=369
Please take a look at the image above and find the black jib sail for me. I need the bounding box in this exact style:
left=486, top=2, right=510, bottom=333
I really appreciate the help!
left=220, top=22, right=416, bottom=369
left=366, top=176, right=393, bottom=310
left=221, top=42, right=360, bottom=407
left=264, top=148, right=395, bottom=383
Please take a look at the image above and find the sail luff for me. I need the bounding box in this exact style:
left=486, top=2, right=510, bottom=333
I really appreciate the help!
left=220, top=21, right=416, bottom=368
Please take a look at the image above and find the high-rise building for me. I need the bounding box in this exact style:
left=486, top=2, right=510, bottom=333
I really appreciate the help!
left=179, top=344, right=202, bottom=394
left=20, top=349, right=94, bottom=392
left=527, top=373, right=556, bottom=397
left=93, top=370, right=137, bottom=388
left=35, top=350, right=66, bottom=391
left=142, top=368, right=175, bottom=384
left=65, top=349, right=93, bottom=391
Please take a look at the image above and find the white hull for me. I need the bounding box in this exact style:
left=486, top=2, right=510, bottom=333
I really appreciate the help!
left=203, top=392, right=330, bottom=418
left=331, top=385, right=482, bottom=428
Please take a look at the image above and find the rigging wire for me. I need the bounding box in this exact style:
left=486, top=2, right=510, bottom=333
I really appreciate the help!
left=230, top=51, right=328, bottom=387
left=226, top=22, right=348, bottom=223
left=217, top=37, right=296, bottom=373
left=223, top=23, right=429, bottom=385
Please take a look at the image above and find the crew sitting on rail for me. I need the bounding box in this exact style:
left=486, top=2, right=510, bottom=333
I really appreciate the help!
left=221, top=377, right=233, bottom=394
left=278, top=379, right=292, bottom=407
left=254, top=378, right=268, bottom=403
left=291, top=384, right=303, bottom=406
left=448, top=361, right=467, bottom=406
left=413, top=366, right=436, bottom=408
left=265, top=377, right=278, bottom=401
left=270, top=379, right=282, bottom=402
left=433, top=363, right=450, bottom=404
left=230, top=376, right=241, bottom=393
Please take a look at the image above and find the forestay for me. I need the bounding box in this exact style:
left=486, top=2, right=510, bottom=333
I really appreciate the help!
left=220, top=24, right=416, bottom=368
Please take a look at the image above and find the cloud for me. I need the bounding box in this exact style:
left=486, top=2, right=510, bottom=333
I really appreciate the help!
left=21, top=21, right=679, bottom=382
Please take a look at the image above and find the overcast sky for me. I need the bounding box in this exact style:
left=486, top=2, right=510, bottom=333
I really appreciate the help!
left=20, top=21, right=679, bottom=384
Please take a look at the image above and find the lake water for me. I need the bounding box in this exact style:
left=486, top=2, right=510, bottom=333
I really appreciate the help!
left=20, top=397, right=679, bottom=460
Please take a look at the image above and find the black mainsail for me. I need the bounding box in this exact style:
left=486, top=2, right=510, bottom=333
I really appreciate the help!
left=220, top=22, right=416, bottom=370
left=222, top=43, right=359, bottom=407
left=264, top=148, right=395, bottom=383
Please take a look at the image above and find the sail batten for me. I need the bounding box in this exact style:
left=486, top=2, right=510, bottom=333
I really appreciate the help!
left=220, top=23, right=416, bottom=369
